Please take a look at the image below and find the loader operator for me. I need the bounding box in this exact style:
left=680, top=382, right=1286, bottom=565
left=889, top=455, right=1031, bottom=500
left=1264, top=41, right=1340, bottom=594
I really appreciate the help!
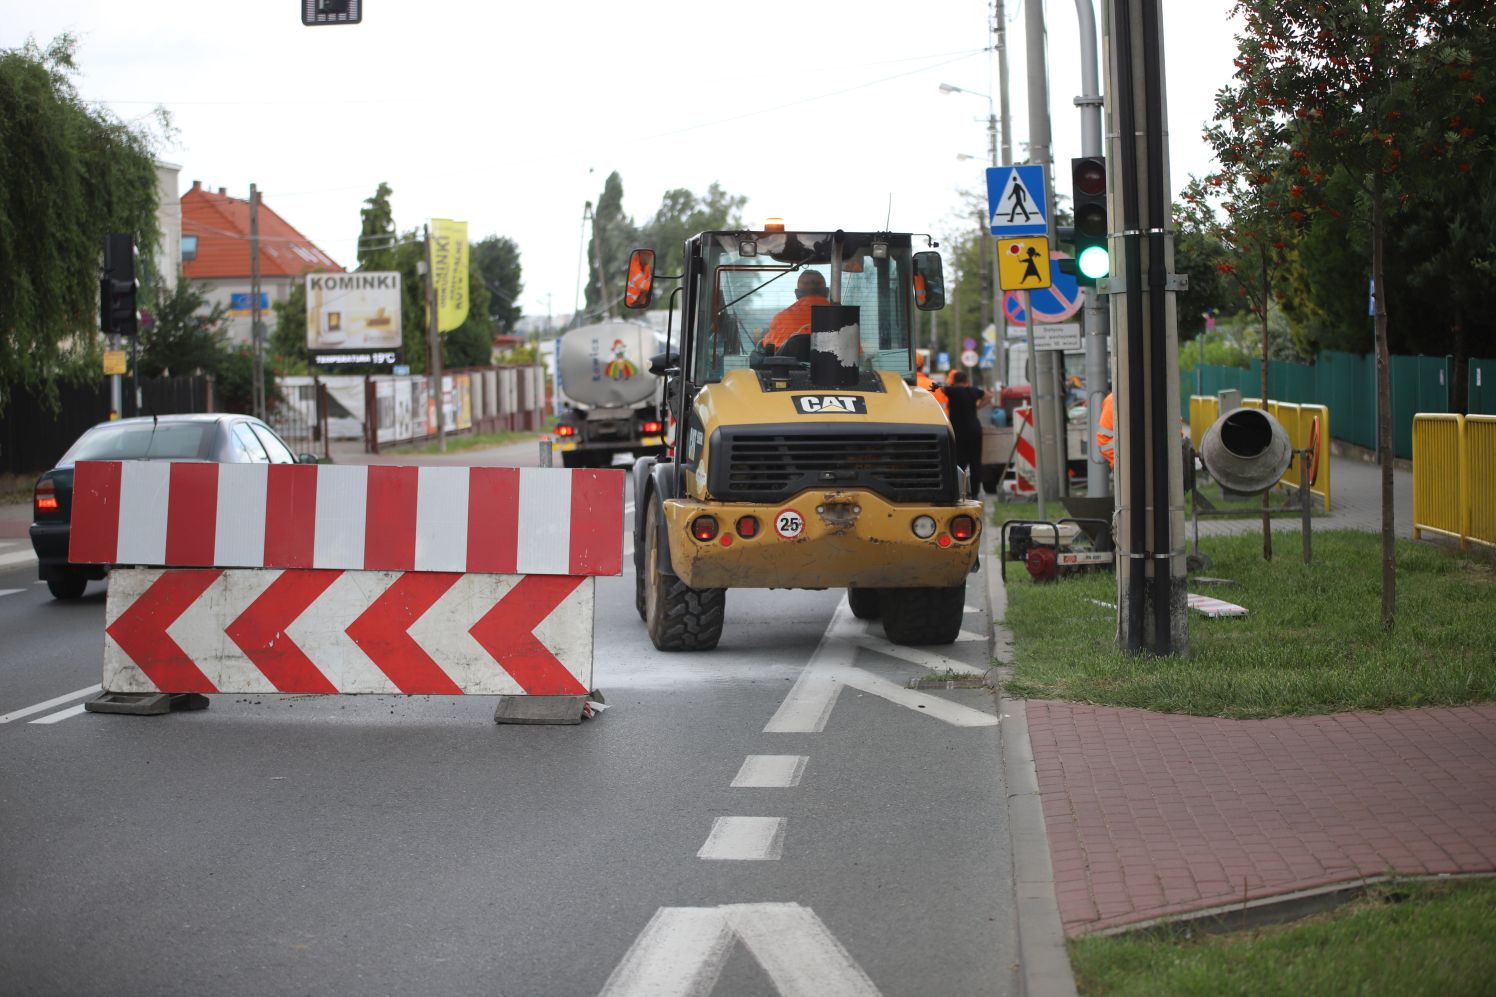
left=761, top=269, right=830, bottom=353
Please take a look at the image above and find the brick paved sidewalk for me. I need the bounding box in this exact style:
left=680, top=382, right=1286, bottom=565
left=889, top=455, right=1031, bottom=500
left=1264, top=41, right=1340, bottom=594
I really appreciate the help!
left=1027, top=701, right=1496, bottom=935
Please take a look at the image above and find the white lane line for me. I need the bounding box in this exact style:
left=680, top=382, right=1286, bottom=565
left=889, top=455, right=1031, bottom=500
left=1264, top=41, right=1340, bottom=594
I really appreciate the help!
left=765, top=599, right=998, bottom=733
left=624, top=501, right=635, bottom=515
left=697, top=816, right=785, bottom=860
left=0, top=685, right=102, bottom=724
left=964, top=605, right=981, bottom=613
left=623, top=532, right=634, bottom=559
left=954, top=629, right=985, bottom=642
left=0, top=588, right=24, bottom=598
left=0, top=549, right=37, bottom=568
left=30, top=704, right=87, bottom=725
left=600, top=903, right=881, bottom=997
left=731, top=755, right=807, bottom=788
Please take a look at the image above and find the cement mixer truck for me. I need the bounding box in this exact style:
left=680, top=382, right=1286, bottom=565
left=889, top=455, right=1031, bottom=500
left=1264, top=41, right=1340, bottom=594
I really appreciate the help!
left=552, top=319, right=666, bottom=468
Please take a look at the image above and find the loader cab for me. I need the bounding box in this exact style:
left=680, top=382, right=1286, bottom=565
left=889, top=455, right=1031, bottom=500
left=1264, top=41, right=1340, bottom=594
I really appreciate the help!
left=627, top=230, right=944, bottom=395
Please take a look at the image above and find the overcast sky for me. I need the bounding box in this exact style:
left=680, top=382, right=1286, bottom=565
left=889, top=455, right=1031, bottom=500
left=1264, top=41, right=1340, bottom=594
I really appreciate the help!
left=5, top=0, right=1242, bottom=322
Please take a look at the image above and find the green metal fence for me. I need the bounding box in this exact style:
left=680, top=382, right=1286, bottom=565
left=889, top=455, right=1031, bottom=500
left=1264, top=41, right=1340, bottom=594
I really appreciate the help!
left=1184, top=352, right=1495, bottom=459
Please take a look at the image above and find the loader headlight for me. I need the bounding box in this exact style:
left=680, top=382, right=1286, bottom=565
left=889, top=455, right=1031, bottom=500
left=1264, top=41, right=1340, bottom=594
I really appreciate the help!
left=911, top=515, right=937, bottom=539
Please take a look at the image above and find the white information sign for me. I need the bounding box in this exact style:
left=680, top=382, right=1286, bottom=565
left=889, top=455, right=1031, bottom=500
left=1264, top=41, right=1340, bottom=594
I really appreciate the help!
left=1032, top=322, right=1082, bottom=352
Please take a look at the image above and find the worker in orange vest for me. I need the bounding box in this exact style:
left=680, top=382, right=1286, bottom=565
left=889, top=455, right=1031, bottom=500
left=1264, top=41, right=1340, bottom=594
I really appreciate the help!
left=1096, top=392, right=1116, bottom=469
left=914, top=352, right=948, bottom=413
left=762, top=270, right=830, bottom=353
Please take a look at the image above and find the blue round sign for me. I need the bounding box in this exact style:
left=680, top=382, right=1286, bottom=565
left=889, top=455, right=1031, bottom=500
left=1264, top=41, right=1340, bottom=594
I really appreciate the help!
left=1003, top=251, right=1082, bottom=324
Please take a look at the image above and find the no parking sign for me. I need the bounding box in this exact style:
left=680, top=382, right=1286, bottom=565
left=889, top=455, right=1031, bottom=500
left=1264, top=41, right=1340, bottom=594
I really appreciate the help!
left=1003, top=250, right=1082, bottom=324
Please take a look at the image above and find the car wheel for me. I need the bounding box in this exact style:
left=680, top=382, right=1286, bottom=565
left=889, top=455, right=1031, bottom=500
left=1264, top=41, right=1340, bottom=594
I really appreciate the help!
left=644, top=494, right=725, bottom=651
left=881, top=582, right=966, bottom=646
left=46, top=571, right=88, bottom=600
left=847, top=587, right=884, bottom=620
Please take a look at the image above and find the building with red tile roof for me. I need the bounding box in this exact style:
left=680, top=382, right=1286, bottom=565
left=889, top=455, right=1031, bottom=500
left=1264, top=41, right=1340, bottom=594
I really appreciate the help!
left=180, top=181, right=343, bottom=345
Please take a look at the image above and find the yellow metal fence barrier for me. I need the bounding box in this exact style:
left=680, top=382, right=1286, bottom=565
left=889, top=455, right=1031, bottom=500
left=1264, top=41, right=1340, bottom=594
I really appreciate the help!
left=1465, top=416, right=1496, bottom=549
left=1412, top=414, right=1466, bottom=546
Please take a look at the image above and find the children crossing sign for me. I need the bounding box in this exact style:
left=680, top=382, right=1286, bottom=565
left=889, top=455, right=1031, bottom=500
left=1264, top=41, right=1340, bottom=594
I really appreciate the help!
left=986, top=165, right=1049, bottom=237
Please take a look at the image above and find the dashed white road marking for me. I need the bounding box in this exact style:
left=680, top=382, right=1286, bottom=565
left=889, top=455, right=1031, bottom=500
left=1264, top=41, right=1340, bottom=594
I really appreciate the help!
left=697, top=816, right=785, bottom=861
left=0, top=549, right=37, bottom=568
left=0, top=588, right=23, bottom=598
left=764, top=600, right=998, bottom=733
left=30, top=704, right=87, bottom=725
left=599, top=903, right=881, bottom=997
left=0, top=685, right=101, bottom=724
left=731, top=755, right=807, bottom=788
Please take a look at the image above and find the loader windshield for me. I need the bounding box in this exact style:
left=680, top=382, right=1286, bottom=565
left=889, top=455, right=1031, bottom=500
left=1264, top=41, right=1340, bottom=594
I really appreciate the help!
left=692, top=232, right=918, bottom=384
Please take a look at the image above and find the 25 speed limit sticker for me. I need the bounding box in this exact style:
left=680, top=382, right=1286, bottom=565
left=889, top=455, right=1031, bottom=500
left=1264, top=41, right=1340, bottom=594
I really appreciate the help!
left=774, top=509, right=805, bottom=539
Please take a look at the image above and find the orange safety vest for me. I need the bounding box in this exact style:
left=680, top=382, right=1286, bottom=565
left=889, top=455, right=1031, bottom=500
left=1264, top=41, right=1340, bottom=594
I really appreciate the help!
left=1096, top=392, right=1115, bottom=468
left=915, top=370, right=949, bottom=414
left=763, top=295, right=830, bottom=350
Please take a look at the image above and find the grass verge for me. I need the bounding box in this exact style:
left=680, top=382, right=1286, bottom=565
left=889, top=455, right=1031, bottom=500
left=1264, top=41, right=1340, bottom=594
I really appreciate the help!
left=381, top=429, right=540, bottom=457
left=1000, top=529, right=1496, bottom=717
left=1068, top=879, right=1496, bottom=997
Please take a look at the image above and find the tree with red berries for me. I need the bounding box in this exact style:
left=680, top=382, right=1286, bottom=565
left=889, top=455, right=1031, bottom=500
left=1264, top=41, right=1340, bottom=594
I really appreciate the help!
left=1213, top=0, right=1493, bottom=628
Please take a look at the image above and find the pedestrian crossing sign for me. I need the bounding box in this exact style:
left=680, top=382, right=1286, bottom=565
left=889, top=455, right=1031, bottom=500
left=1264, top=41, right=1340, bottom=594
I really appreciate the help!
left=987, top=164, right=1049, bottom=237
left=997, top=237, right=1052, bottom=291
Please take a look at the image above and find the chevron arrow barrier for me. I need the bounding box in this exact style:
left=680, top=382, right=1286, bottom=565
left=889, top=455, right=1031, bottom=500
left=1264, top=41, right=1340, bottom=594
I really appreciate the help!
left=103, top=567, right=592, bottom=699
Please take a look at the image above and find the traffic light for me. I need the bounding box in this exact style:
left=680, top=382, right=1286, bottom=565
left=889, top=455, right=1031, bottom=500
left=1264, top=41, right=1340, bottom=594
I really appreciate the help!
left=100, top=233, right=138, bottom=337
left=1070, top=157, right=1109, bottom=286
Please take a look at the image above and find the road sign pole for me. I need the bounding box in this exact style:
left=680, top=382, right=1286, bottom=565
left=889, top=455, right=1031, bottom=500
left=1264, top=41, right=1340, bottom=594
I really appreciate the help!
left=1022, top=291, right=1046, bottom=520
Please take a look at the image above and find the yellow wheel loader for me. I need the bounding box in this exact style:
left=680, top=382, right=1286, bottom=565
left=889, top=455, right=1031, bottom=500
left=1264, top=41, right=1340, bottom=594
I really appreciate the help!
left=623, top=227, right=982, bottom=651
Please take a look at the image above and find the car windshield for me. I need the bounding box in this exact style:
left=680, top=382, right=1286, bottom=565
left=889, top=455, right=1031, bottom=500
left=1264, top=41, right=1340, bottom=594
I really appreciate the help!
left=62, top=422, right=214, bottom=463
left=693, top=232, right=916, bottom=384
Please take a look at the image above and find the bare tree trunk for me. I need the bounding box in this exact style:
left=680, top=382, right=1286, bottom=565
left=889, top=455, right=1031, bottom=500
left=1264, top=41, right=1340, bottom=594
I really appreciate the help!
left=1372, top=172, right=1395, bottom=629
left=1261, top=248, right=1272, bottom=561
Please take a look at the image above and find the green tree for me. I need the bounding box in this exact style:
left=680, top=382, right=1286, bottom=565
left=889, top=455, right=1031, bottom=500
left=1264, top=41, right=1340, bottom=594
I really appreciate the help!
left=0, top=35, right=165, bottom=410
left=357, top=182, right=398, bottom=271
left=641, top=183, right=748, bottom=278
left=138, top=281, right=229, bottom=377
left=471, top=235, right=523, bottom=331
left=1225, top=0, right=1494, bottom=627
left=583, top=172, right=638, bottom=319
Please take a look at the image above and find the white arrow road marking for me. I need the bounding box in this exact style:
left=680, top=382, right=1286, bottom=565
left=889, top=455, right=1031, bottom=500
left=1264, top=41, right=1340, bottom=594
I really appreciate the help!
left=764, top=600, right=998, bottom=733
left=0, top=685, right=101, bottom=724
left=697, top=817, right=785, bottom=860
left=846, top=636, right=987, bottom=676
left=731, top=755, right=807, bottom=788
left=0, top=550, right=37, bottom=568
left=954, top=629, right=985, bottom=642
left=599, top=903, right=881, bottom=997
left=30, top=704, right=87, bottom=725
left=0, top=588, right=24, bottom=598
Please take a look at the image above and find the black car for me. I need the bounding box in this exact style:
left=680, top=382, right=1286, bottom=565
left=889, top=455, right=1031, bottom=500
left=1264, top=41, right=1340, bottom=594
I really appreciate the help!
left=30, top=414, right=314, bottom=599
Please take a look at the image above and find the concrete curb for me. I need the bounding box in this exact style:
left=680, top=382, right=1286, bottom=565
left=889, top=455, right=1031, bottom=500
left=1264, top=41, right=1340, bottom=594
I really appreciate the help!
left=983, top=504, right=1078, bottom=997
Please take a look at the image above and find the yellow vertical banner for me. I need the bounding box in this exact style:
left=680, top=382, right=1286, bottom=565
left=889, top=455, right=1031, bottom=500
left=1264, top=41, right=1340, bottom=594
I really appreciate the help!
left=431, top=218, right=469, bottom=333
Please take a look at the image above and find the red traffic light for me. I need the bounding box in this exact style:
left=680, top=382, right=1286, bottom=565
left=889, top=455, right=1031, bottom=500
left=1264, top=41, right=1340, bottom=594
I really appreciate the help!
left=1074, top=157, right=1106, bottom=197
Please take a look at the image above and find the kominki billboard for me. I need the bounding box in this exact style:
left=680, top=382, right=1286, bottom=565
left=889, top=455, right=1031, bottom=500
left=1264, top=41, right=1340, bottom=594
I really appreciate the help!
left=305, top=272, right=402, bottom=365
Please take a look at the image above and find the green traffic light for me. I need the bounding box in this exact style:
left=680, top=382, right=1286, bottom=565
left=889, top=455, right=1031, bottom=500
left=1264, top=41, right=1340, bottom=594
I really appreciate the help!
left=1077, top=245, right=1110, bottom=279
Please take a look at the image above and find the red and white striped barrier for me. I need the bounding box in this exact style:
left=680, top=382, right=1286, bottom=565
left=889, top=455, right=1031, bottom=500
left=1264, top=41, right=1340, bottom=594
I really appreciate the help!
left=104, top=567, right=592, bottom=697
left=70, top=462, right=622, bottom=576
left=1004, top=406, right=1039, bottom=496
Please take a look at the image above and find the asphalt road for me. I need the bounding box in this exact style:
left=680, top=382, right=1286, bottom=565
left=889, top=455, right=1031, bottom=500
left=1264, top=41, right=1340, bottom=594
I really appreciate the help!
left=0, top=499, right=1017, bottom=996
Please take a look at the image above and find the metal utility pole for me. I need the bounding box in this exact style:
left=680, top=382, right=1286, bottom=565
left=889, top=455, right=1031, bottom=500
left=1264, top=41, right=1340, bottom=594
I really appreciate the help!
left=424, top=223, right=447, bottom=453
left=1025, top=0, right=1065, bottom=503
left=249, top=184, right=265, bottom=420
left=1105, top=0, right=1189, bottom=655
left=993, top=1, right=1013, bottom=388
left=1075, top=0, right=1112, bottom=497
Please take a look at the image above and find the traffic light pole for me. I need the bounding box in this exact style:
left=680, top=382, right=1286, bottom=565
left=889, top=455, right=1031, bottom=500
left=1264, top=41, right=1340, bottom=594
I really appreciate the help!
left=1025, top=0, right=1066, bottom=502
left=1105, top=0, right=1188, bottom=655
left=1075, top=0, right=1112, bottom=498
